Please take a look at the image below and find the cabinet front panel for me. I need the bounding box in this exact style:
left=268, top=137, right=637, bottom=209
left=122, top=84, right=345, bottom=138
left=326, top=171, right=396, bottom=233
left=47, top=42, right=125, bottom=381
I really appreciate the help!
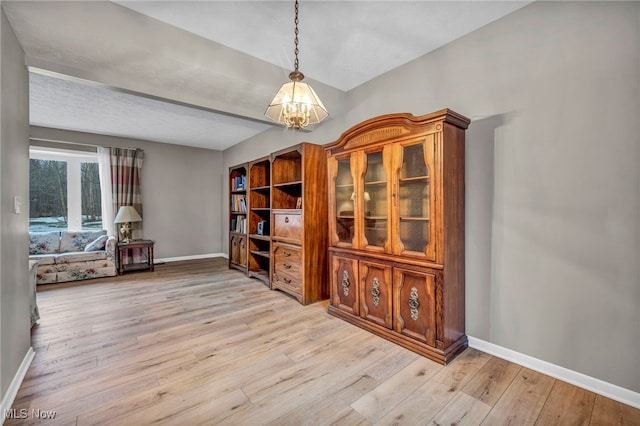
left=362, top=147, right=392, bottom=252
left=238, top=235, right=248, bottom=266
left=330, top=254, right=359, bottom=315
left=272, top=243, right=302, bottom=278
left=272, top=269, right=302, bottom=297
left=329, top=154, right=358, bottom=248
left=272, top=211, right=302, bottom=244
left=359, top=261, right=393, bottom=329
left=394, top=268, right=436, bottom=346
left=230, top=235, right=239, bottom=265
left=392, top=136, right=438, bottom=262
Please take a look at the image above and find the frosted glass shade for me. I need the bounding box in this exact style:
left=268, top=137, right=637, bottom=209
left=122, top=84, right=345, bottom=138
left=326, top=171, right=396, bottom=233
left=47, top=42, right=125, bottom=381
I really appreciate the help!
left=265, top=80, right=328, bottom=128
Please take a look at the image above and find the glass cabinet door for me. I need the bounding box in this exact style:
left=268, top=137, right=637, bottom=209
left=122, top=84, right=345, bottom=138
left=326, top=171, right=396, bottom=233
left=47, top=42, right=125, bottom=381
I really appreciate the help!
left=334, top=156, right=356, bottom=246
left=393, top=136, right=436, bottom=260
left=362, top=149, right=389, bottom=250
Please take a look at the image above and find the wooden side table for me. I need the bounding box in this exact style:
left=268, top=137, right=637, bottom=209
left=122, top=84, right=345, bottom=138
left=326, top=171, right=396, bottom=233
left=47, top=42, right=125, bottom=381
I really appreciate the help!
left=117, top=239, right=155, bottom=274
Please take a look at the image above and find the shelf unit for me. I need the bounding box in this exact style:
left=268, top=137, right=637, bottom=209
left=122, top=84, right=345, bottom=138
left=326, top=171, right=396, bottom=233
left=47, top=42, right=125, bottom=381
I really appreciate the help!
left=247, top=157, right=271, bottom=286
left=325, top=109, right=470, bottom=364
left=229, top=163, right=248, bottom=272
left=228, top=144, right=328, bottom=304
left=270, top=143, right=328, bottom=305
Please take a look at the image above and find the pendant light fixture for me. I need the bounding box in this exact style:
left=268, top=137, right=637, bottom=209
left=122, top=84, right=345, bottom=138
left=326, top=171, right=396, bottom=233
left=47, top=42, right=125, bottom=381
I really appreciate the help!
left=265, top=0, right=328, bottom=129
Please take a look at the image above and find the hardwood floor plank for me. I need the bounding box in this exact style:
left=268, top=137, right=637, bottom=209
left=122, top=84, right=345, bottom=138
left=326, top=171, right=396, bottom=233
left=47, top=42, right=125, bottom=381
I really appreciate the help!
left=241, top=332, right=385, bottom=405
left=6, top=259, right=638, bottom=426
left=481, top=368, right=555, bottom=426
left=268, top=373, right=379, bottom=425
left=163, top=389, right=251, bottom=425
left=590, top=395, right=640, bottom=426
left=535, top=380, right=595, bottom=425
left=351, top=356, right=442, bottom=423
left=460, top=355, right=522, bottom=406
left=429, top=392, right=493, bottom=426
left=374, top=348, right=491, bottom=425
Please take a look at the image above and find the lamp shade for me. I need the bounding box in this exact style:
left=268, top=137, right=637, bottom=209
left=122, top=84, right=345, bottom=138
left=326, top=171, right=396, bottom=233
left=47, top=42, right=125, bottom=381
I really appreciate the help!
left=350, top=192, right=371, bottom=201
left=265, top=79, right=328, bottom=128
left=114, top=206, right=142, bottom=223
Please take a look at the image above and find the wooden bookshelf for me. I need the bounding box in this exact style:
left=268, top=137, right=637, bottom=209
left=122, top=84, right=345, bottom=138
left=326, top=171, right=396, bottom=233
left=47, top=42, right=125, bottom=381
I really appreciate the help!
left=229, top=163, right=248, bottom=272
left=247, top=157, right=271, bottom=286
left=270, top=143, right=328, bottom=304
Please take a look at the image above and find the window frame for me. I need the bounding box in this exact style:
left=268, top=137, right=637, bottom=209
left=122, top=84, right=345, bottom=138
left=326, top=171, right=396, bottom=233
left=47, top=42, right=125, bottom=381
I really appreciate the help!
left=29, top=147, right=102, bottom=232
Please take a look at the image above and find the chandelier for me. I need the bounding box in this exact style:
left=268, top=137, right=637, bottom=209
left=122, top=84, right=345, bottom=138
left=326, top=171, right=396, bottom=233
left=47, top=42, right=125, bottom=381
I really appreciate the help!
left=265, top=0, right=328, bottom=129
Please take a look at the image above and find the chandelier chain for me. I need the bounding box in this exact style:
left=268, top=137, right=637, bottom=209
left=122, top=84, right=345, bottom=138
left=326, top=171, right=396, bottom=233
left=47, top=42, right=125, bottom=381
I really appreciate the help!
left=264, top=0, right=327, bottom=128
left=293, top=0, right=299, bottom=71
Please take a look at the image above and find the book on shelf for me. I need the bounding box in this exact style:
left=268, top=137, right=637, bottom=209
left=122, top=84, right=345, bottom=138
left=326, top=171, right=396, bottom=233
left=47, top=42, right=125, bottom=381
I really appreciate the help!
left=233, top=175, right=246, bottom=191
left=231, top=194, right=247, bottom=212
left=234, top=217, right=247, bottom=233
left=257, top=220, right=269, bottom=235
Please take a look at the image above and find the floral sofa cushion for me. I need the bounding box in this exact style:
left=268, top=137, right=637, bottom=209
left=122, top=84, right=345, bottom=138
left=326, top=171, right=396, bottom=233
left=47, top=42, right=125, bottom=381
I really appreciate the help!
left=56, top=259, right=112, bottom=272
left=29, top=231, right=61, bottom=255
left=29, top=230, right=117, bottom=285
left=85, top=235, right=109, bottom=252
left=57, top=266, right=115, bottom=283
left=28, top=254, right=56, bottom=265
left=56, top=251, right=108, bottom=264
left=60, top=230, right=107, bottom=252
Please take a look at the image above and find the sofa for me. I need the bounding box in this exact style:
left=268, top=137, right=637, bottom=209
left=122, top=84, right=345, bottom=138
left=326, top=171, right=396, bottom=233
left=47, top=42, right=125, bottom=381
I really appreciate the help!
left=29, top=230, right=117, bottom=285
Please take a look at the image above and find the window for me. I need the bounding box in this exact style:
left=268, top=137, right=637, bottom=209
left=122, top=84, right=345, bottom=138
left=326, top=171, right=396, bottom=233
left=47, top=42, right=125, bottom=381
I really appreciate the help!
left=29, top=147, right=102, bottom=232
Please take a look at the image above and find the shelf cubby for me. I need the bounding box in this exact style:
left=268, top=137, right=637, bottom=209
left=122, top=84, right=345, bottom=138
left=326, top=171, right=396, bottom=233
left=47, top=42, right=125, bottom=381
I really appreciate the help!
left=228, top=164, right=248, bottom=272
left=246, top=157, right=271, bottom=286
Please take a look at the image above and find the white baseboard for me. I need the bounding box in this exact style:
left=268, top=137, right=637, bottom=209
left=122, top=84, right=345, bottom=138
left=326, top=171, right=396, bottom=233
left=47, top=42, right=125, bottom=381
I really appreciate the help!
left=1, top=347, right=35, bottom=425
left=154, top=253, right=227, bottom=264
left=468, top=336, right=640, bottom=409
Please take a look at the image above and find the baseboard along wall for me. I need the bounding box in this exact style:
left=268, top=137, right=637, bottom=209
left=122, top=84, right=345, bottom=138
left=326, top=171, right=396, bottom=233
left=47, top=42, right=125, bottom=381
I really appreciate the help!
left=468, top=336, right=640, bottom=409
left=1, top=347, right=35, bottom=425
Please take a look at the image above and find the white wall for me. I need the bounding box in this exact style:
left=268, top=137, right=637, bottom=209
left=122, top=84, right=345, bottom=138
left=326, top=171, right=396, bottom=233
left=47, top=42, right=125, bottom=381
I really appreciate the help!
left=0, top=7, right=31, bottom=404
left=30, top=127, right=224, bottom=260
left=224, top=2, right=640, bottom=393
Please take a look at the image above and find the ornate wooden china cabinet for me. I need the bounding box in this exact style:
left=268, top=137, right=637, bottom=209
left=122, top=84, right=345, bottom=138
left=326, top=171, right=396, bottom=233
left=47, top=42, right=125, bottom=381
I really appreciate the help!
left=324, top=109, right=470, bottom=364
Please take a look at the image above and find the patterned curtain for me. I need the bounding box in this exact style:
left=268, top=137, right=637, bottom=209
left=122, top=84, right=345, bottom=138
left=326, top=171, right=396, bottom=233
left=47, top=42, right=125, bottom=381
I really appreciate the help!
left=111, top=148, right=144, bottom=264
left=97, top=147, right=115, bottom=236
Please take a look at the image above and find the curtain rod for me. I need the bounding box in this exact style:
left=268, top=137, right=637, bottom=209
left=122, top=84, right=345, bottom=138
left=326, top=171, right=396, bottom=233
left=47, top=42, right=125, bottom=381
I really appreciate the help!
left=30, top=137, right=143, bottom=152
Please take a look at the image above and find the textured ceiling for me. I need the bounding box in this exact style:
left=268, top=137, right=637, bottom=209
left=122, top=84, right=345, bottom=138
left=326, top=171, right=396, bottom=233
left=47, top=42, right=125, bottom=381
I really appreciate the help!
left=3, top=1, right=531, bottom=150
left=114, top=1, right=530, bottom=92
left=29, top=71, right=271, bottom=150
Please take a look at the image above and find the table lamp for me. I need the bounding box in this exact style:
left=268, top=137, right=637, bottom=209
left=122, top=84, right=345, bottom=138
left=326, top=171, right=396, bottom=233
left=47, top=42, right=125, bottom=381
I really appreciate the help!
left=114, top=206, right=142, bottom=243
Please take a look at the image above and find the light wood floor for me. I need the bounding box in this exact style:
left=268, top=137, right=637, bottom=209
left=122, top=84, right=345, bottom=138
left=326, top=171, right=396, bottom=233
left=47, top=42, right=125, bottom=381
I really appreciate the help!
left=8, top=258, right=639, bottom=425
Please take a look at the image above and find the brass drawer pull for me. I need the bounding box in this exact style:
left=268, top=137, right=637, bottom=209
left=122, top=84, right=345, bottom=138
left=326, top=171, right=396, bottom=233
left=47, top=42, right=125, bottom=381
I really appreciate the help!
left=283, top=277, right=292, bottom=284
left=284, top=264, right=292, bottom=269
left=371, top=277, right=381, bottom=307
left=408, top=287, right=420, bottom=320
left=284, top=216, right=289, bottom=223
left=283, top=251, right=291, bottom=257
left=341, top=270, right=350, bottom=296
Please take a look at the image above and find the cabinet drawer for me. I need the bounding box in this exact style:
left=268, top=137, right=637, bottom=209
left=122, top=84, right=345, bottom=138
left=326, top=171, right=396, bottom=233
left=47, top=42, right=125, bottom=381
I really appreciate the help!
left=273, top=211, right=302, bottom=243
left=273, top=243, right=302, bottom=277
left=272, top=269, right=302, bottom=295
left=272, top=243, right=302, bottom=297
